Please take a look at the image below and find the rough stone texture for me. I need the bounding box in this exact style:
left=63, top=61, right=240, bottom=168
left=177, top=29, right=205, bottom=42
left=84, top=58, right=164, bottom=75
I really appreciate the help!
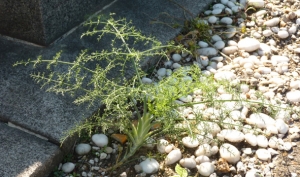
left=0, top=0, right=213, bottom=176
left=0, top=123, right=63, bottom=177
left=0, top=0, right=111, bottom=45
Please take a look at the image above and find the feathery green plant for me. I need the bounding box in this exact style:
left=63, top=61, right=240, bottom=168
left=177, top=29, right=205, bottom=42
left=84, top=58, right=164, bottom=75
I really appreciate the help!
left=14, top=13, right=297, bottom=174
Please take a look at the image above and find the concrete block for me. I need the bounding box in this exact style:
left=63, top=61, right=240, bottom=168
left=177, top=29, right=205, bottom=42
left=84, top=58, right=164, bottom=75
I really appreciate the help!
left=0, top=123, right=63, bottom=177
left=0, top=0, right=111, bottom=45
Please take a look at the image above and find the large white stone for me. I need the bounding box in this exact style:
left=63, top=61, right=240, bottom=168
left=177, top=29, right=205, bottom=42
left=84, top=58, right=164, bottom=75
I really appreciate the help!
left=264, top=18, right=280, bottom=27
left=182, top=136, right=199, bottom=148
left=245, top=133, right=257, bottom=146
left=248, top=0, right=265, bottom=8
left=219, top=143, right=240, bottom=164
left=275, top=119, right=289, bottom=134
left=256, top=149, right=271, bottom=161
left=75, top=143, right=91, bottom=155
left=195, top=144, right=212, bottom=157
left=62, top=162, right=75, bottom=173
left=139, top=158, right=160, bottom=174
left=219, top=129, right=245, bottom=142
left=197, top=162, right=215, bottom=176
left=286, top=90, right=300, bottom=103
left=257, top=135, right=269, bottom=148
left=222, top=46, right=238, bottom=54
left=92, top=134, right=108, bottom=147
left=165, top=149, right=182, bottom=165
left=238, top=38, right=260, bottom=52
left=180, top=156, right=197, bottom=169
left=278, top=31, right=289, bottom=39
left=246, top=113, right=275, bottom=129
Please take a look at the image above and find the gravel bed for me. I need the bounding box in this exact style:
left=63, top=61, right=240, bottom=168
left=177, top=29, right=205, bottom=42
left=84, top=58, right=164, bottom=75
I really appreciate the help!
left=54, top=0, right=300, bottom=176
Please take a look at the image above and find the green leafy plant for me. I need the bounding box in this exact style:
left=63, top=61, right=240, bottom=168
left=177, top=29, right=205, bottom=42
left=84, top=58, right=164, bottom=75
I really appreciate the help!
left=14, top=13, right=297, bottom=175
left=172, top=164, right=189, bottom=177
left=14, top=14, right=192, bottom=170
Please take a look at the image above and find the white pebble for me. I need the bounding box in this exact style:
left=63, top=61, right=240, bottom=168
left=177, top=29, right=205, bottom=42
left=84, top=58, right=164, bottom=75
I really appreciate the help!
left=62, top=162, right=75, bottom=173
left=157, top=68, right=167, bottom=77
left=214, top=41, right=225, bottom=49
left=248, top=0, right=264, bottom=8
left=212, top=8, right=223, bottom=15
left=92, top=134, right=108, bottom=147
left=75, top=143, right=91, bottom=155
left=286, top=90, right=300, bottom=103
left=198, top=41, right=209, bottom=48
left=180, top=156, right=197, bottom=169
left=139, top=158, right=159, bottom=174
left=212, top=35, right=222, bottom=42
left=238, top=38, right=260, bottom=52
left=182, top=136, right=199, bottom=148
left=172, top=63, right=181, bottom=69
left=263, top=30, right=273, bottom=37
left=246, top=113, right=275, bottom=128
left=264, top=18, right=280, bottom=27
left=219, top=129, right=245, bottom=142
left=208, top=16, right=218, bottom=24
left=222, top=46, right=238, bottom=54
left=257, top=135, right=269, bottom=148
left=275, top=119, right=289, bottom=134
left=268, top=136, right=279, bottom=149
left=213, top=3, right=225, bottom=9
left=172, top=54, right=182, bottom=62
left=165, top=149, right=182, bottom=165
left=219, top=143, right=240, bottom=164
left=197, top=48, right=218, bottom=56
left=245, top=133, right=257, bottom=146
left=278, top=31, right=289, bottom=39
left=197, top=162, right=215, bottom=176
left=225, top=7, right=233, bottom=15
left=289, top=25, right=297, bottom=34
left=142, top=77, right=152, bottom=84
left=220, top=17, right=233, bottom=25
left=256, top=149, right=271, bottom=161
left=214, top=71, right=236, bottom=81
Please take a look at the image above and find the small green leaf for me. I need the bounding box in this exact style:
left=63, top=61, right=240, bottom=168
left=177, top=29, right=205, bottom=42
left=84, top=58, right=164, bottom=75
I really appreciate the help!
left=175, top=164, right=188, bottom=177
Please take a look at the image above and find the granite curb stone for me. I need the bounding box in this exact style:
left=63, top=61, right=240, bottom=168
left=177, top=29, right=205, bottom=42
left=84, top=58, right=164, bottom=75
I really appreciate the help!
left=0, top=0, right=213, bottom=176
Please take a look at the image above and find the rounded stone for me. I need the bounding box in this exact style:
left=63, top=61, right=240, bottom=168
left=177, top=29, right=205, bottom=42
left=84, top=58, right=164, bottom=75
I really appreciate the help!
left=219, top=143, right=240, bottom=164
left=92, top=134, right=108, bottom=147
left=238, top=38, right=260, bottom=52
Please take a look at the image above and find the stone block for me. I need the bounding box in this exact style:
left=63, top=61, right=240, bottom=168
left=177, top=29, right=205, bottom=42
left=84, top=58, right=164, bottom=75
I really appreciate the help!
left=0, top=0, right=111, bottom=45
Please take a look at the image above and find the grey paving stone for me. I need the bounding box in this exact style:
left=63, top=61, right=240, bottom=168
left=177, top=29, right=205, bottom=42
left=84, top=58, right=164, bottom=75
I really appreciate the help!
left=0, top=0, right=112, bottom=45
left=0, top=0, right=213, bottom=147
left=0, top=0, right=213, bottom=176
left=0, top=123, right=63, bottom=177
